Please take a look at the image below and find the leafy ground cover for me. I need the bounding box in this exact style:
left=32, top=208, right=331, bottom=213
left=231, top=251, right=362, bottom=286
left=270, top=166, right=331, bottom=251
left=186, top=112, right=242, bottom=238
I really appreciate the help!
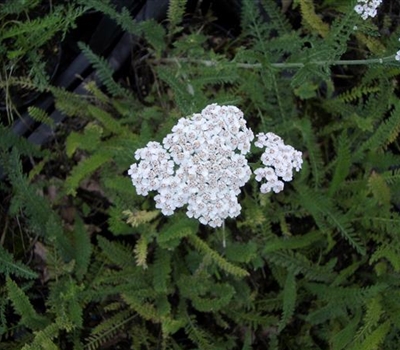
left=1, top=0, right=400, bottom=349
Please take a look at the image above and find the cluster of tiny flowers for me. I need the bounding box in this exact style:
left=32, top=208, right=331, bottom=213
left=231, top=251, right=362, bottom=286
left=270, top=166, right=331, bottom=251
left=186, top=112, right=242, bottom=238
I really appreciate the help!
left=354, top=0, right=382, bottom=20
left=396, top=38, right=400, bottom=62
left=128, top=104, right=254, bottom=228
left=253, top=132, right=303, bottom=194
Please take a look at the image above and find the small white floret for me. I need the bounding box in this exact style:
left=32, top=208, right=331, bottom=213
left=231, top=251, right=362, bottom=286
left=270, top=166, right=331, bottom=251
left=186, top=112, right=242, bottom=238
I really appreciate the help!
left=254, top=132, right=302, bottom=194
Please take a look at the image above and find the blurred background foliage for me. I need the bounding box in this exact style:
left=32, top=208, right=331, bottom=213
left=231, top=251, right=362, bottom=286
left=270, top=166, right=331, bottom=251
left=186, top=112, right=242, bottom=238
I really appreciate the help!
left=1, top=0, right=400, bottom=349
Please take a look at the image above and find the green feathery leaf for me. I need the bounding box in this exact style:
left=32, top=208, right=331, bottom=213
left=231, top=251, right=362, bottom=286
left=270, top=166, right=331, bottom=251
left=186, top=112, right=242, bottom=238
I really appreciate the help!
left=187, top=235, right=249, bottom=278
left=65, top=152, right=111, bottom=196
left=152, top=247, right=172, bottom=294
left=278, top=270, right=297, bottom=332
left=78, top=42, right=131, bottom=98
left=6, top=276, right=50, bottom=331
left=73, top=216, right=92, bottom=281
left=0, top=246, right=38, bottom=279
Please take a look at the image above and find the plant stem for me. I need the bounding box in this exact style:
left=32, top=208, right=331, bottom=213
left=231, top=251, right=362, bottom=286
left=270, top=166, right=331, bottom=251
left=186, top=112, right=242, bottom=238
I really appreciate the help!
left=155, top=55, right=397, bottom=69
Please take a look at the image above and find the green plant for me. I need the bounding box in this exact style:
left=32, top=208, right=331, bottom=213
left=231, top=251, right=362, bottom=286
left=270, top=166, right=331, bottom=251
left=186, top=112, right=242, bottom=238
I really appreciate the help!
left=0, top=0, right=84, bottom=122
left=1, top=0, right=400, bottom=349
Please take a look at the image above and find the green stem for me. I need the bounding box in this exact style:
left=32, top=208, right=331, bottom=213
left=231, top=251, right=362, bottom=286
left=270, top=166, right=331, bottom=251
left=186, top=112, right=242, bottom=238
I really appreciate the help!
left=269, top=55, right=396, bottom=68
left=156, top=55, right=397, bottom=69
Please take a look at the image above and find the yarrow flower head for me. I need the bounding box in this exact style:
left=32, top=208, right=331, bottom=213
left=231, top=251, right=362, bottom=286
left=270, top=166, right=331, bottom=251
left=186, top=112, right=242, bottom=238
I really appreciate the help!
left=128, top=104, right=254, bottom=228
left=128, top=104, right=303, bottom=227
left=354, top=0, right=382, bottom=20
left=253, top=132, right=303, bottom=194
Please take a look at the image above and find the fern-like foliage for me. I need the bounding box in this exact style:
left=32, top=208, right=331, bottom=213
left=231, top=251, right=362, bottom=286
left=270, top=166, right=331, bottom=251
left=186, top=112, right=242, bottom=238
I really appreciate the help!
left=123, top=209, right=159, bottom=228
left=4, top=148, right=59, bottom=237
left=351, top=295, right=383, bottom=347
left=0, top=124, right=43, bottom=157
left=297, top=185, right=366, bottom=255
left=328, top=132, right=352, bottom=197
left=97, top=236, right=134, bottom=269
left=178, top=273, right=235, bottom=312
left=299, top=0, right=329, bottom=37
left=187, top=235, right=249, bottom=278
left=77, top=0, right=140, bottom=35
left=66, top=123, right=103, bottom=157
left=51, top=86, right=91, bottom=117
left=0, top=246, right=37, bottom=279
left=1, top=4, right=84, bottom=60
left=72, top=217, right=92, bottom=281
left=260, top=0, right=292, bottom=36
left=167, top=0, right=187, bottom=34
left=370, top=241, right=400, bottom=272
left=157, top=216, right=198, bottom=248
left=353, top=320, right=391, bottom=350
left=331, top=312, right=361, bottom=350
left=156, top=66, right=199, bottom=115
left=152, top=247, right=172, bottom=293
left=139, top=19, right=166, bottom=58
left=264, top=250, right=336, bottom=282
left=368, top=171, right=391, bottom=207
left=225, top=241, right=258, bottom=264
left=6, top=276, right=50, bottom=331
left=295, top=118, right=325, bottom=186
left=184, top=313, right=214, bottom=350
left=78, top=42, right=132, bottom=98
left=134, top=235, right=149, bottom=269
left=86, top=105, right=127, bottom=135
left=263, top=231, right=322, bottom=253
left=0, top=0, right=40, bottom=15
left=27, top=106, right=54, bottom=126
left=65, top=152, right=112, bottom=196
left=278, top=270, right=297, bottom=332
left=355, top=99, right=400, bottom=159
left=122, top=293, right=160, bottom=322
left=21, top=322, right=60, bottom=350
left=85, top=310, right=136, bottom=350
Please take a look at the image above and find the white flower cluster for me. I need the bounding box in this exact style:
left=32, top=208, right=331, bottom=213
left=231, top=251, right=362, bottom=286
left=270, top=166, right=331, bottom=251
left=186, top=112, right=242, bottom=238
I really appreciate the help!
left=128, top=104, right=254, bottom=228
left=396, top=38, right=400, bottom=62
left=253, top=132, right=303, bottom=194
left=354, top=0, right=382, bottom=20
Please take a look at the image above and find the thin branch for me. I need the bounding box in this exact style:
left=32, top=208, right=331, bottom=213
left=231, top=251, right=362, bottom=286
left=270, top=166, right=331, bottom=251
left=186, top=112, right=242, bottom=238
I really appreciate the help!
left=152, top=55, right=399, bottom=69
